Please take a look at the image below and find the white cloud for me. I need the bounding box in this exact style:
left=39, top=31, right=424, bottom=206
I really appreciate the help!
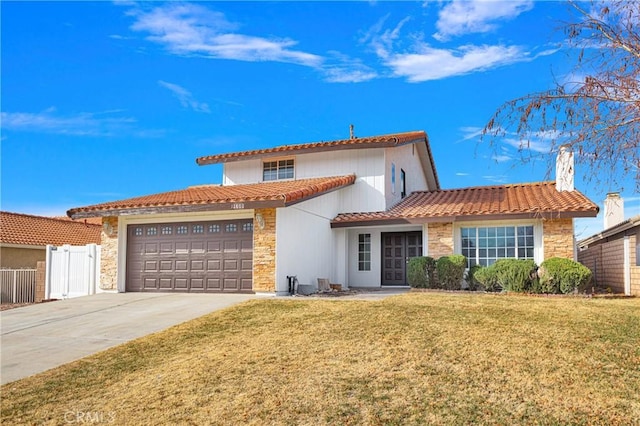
left=0, top=109, right=136, bottom=137
left=323, top=52, right=378, bottom=83
left=434, top=0, right=534, bottom=41
left=482, top=174, right=508, bottom=183
left=455, top=172, right=470, bottom=176
left=128, top=3, right=322, bottom=67
left=503, top=136, right=552, bottom=153
left=385, top=43, right=527, bottom=82
left=158, top=80, right=210, bottom=113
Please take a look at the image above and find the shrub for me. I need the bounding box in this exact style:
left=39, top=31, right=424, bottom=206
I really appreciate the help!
left=493, top=259, right=538, bottom=293
left=436, top=255, right=466, bottom=290
left=465, top=264, right=483, bottom=291
left=407, top=256, right=438, bottom=288
left=424, top=256, right=437, bottom=288
left=473, top=266, right=501, bottom=292
left=539, top=257, right=592, bottom=294
left=407, top=257, right=428, bottom=288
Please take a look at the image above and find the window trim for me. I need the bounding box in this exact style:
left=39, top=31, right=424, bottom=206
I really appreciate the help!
left=358, top=233, right=372, bottom=271
left=453, top=220, right=543, bottom=266
left=262, top=157, right=295, bottom=181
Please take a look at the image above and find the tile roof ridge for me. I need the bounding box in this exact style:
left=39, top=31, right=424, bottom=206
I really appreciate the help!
left=410, top=181, right=556, bottom=194
left=0, top=210, right=101, bottom=225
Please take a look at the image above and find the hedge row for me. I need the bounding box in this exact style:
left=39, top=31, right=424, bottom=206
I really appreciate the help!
left=408, top=256, right=592, bottom=294
left=408, top=255, right=466, bottom=290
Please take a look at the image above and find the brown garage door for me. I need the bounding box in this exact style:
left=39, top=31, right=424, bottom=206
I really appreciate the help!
left=126, top=219, right=253, bottom=293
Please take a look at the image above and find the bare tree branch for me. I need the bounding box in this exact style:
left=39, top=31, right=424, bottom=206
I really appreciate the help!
left=482, top=0, right=640, bottom=192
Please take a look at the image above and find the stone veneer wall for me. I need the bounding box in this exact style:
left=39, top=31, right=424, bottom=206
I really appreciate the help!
left=100, top=216, right=118, bottom=290
left=427, top=222, right=454, bottom=258
left=35, top=260, right=46, bottom=302
left=252, top=208, right=276, bottom=292
left=542, top=218, right=574, bottom=260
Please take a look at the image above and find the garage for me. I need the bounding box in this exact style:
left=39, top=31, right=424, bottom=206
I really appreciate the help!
left=126, top=219, right=253, bottom=293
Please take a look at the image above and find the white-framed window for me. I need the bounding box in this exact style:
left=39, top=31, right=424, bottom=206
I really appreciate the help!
left=391, top=163, right=396, bottom=194
left=461, top=225, right=535, bottom=267
left=358, top=233, right=371, bottom=271
left=263, top=159, right=294, bottom=181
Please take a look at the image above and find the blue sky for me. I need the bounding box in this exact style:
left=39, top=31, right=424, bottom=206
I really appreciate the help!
left=1, top=1, right=637, bottom=239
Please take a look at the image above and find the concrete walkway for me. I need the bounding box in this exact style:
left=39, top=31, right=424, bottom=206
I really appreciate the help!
left=0, top=292, right=258, bottom=385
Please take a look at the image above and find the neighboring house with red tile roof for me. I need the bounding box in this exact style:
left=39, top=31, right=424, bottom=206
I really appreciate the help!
left=68, top=130, right=597, bottom=295
left=0, top=211, right=101, bottom=268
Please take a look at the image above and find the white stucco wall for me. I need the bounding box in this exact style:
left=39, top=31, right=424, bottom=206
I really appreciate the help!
left=384, top=144, right=429, bottom=209
left=223, top=149, right=387, bottom=213
left=275, top=191, right=346, bottom=294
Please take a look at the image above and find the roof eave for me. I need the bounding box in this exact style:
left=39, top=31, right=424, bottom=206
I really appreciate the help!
left=68, top=199, right=286, bottom=219
left=330, top=210, right=599, bottom=228
left=196, top=137, right=426, bottom=166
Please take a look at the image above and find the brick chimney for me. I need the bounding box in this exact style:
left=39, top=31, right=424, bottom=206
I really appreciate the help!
left=555, top=145, right=574, bottom=192
left=604, top=192, right=624, bottom=229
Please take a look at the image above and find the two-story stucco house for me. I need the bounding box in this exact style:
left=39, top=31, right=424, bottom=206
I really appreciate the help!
left=68, top=130, right=599, bottom=295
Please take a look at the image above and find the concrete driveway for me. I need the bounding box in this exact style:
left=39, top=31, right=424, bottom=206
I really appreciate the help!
left=0, top=292, right=258, bottom=385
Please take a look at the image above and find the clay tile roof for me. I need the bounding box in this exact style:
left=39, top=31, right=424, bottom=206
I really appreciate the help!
left=68, top=175, right=356, bottom=218
left=196, top=130, right=428, bottom=165
left=331, top=182, right=599, bottom=227
left=0, top=211, right=102, bottom=246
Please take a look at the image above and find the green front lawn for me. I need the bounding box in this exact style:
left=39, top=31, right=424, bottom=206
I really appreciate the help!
left=2, top=293, right=639, bottom=425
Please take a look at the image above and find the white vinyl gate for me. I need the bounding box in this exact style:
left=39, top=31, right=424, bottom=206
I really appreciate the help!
left=45, top=244, right=101, bottom=299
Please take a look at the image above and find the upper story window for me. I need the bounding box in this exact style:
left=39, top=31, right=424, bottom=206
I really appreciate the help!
left=263, top=159, right=294, bottom=181
left=400, top=169, right=406, bottom=198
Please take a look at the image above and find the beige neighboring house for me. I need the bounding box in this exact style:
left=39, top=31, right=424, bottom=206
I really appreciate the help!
left=578, top=194, right=640, bottom=296
left=67, top=130, right=599, bottom=295
left=0, top=212, right=102, bottom=268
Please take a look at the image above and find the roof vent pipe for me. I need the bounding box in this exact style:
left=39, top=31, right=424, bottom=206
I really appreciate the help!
left=349, top=124, right=355, bottom=140
left=555, top=145, right=574, bottom=192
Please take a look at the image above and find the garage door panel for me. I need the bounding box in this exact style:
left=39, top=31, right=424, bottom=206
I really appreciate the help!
left=191, top=241, right=205, bottom=253
left=143, top=278, right=158, bottom=290
left=191, top=260, right=205, bottom=271
left=175, top=278, right=188, bottom=289
left=126, top=220, right=253, bottom=293
left=223, top=278, right=240, bottom=291
left=159, top=278, right=172, bottom=289
left=241, top=278, right=252, bottom=291
left=206, top=278, right=221, bottom=291
left=190, top=278, right=204, bottom=290
left=145, top=243, right=159, bottom=254
left=144, top=260, right=158, bottom=272
left=207, top=259, right=221, bottom=271
left=224, top=259, right=239, bottom=271
left=160, top=242, right=174, bottom=253
left=207, top=241, right=222, bottom=252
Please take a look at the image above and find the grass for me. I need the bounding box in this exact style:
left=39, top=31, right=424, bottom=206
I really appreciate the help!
left=2, top=293, right=639, bottom=425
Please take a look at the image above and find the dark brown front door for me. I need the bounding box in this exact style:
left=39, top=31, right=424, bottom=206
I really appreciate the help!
left=126, top=219, right=253, bottom=293
left=382, top=231, right=423, bottom=285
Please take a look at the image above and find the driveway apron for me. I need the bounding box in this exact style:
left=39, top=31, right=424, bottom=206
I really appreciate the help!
left=0, top=292, right=258, bottom=385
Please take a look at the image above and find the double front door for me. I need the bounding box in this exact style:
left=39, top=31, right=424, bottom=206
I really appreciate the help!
left=382, top=231, right=423, bottom=285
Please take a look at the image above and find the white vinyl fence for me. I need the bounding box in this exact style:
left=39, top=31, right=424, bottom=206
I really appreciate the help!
left=46, top=244, right=101, bottom=299
left=0, top=269, right=37, bottom=304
